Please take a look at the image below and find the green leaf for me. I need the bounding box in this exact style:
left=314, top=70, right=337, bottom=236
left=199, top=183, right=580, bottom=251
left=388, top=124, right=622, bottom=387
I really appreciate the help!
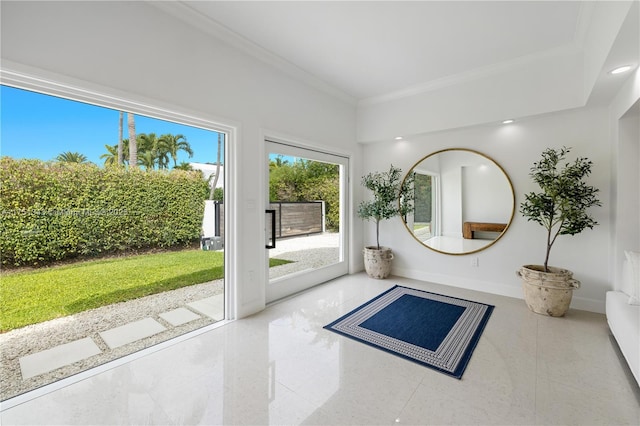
left=519, top=147, right=601, bottom=269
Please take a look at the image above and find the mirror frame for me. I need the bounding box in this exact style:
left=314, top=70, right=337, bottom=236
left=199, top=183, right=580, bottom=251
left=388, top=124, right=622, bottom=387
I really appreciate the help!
left=401, top=148, right=515, bottom=255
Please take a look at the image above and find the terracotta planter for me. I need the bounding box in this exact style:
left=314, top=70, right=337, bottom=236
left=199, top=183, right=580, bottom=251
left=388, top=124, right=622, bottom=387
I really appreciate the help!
left=363, top=246, right=394, bottom=279
left=517, top=265, right=581, bottom=317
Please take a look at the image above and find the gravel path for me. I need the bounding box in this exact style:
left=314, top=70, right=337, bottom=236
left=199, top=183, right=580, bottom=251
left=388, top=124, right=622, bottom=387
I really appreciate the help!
left=268, top=233, right=340, bottom=279
left=0, top=280, right=223, bottom=401
left=1, top=233, right=339, bottom=401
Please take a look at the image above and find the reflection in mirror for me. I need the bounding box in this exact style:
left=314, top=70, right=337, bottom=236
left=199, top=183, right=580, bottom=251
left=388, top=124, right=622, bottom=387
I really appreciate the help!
left=402, top=149, right=515, bottom=255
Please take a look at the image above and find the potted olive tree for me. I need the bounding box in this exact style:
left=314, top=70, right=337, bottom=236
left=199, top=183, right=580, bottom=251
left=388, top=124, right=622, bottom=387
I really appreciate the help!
left=517, top=147, right=601, bottom=316
left=358, top=165, right=414, bottom=279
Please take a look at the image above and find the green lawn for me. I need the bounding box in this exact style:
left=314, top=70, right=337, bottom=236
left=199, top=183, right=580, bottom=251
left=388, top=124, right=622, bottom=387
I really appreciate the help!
left=0, top=250, right=291, bottom=332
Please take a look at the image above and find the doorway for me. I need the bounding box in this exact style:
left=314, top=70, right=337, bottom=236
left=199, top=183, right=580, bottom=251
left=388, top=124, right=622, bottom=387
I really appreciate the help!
left=265, top=140, right=349, bottom=302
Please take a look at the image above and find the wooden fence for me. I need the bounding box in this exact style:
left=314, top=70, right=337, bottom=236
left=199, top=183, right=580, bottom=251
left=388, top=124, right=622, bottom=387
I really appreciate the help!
left=208, top=201, right=324, bottom=245
left=268, top=201, right=324, bottom=238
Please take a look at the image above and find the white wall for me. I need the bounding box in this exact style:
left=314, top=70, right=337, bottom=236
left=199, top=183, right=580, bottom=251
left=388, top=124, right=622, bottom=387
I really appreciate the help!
left=609, top=64, right=640, bottom=286
left=0, top=1, right=360, bottom=318
left=440, top=154, right=463, bottom=238
left=462, top=162, right=512, bottom=224
left=362, top=107, right=611, bottom=312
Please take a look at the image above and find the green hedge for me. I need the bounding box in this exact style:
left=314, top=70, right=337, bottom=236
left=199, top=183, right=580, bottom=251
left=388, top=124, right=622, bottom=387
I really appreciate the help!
left=0, top=157, right=209, bottom=267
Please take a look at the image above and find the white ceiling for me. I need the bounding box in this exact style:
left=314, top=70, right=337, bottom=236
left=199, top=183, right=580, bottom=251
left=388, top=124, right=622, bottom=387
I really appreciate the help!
left=178, top=1, right=586, bottom=102
left=156, top=1, right=638, bottom=114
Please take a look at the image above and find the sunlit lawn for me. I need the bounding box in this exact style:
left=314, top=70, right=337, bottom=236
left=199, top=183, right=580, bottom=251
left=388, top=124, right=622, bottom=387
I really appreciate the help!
left=0, top=250, right=291, bottom=332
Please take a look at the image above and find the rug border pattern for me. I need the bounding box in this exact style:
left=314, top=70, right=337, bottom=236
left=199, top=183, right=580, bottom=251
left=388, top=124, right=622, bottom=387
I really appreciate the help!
left=324, top=285, right=494, bottom=379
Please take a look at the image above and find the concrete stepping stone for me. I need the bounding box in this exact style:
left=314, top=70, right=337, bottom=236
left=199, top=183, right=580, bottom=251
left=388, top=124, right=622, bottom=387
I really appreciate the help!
left=99, top=318, right=166, bottom=349
left=19, top=337, right=101, bottom=379
left=159, top=307, right=201, bottom=326
left=186, top=294, right=224, bottom=320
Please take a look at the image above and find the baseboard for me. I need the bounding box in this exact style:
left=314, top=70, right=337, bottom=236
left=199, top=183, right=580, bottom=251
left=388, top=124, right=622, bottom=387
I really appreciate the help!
left=392, top=267, right=605, bottom=314
left=392, top=267, right=522, bottom=300
left=571, top=295, right=606, bottom=314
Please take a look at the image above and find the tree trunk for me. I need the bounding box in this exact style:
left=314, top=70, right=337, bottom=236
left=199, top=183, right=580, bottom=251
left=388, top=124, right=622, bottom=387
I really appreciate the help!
left=209, top=133, right=222, bottom=199
left=118, top=111, right=124, bottom=165
left=127, top=113, right=137, bottom=169
left=544, top=224, right=553, bottom=272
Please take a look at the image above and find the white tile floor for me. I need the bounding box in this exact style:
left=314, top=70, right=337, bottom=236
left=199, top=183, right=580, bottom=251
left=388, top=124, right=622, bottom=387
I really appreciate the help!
left=1, top=273, right=639, bottom=425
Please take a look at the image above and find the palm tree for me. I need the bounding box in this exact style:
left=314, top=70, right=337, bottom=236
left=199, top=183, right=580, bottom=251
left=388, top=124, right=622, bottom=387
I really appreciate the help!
left=101, top=140, right=129, bottom=166
left=138, top=133, right=171, bottom=170
left=138, top=150, right=157, bottom=171
left=174, top=162, right=193, bottom=171
left=209, top=132, right=223, bottom=199
left=127, top=112, right=137, bottom=169
left=137, top=134, right=156, bottom=170
left=56, top=151, right=88, bottom=163
left=100, top=144, right=119, bottom=166
left=118, top=111, right=124, bottom=165
left=272, top=155, right=289, bottom=167
left=159, top=133, right=193, bottom=167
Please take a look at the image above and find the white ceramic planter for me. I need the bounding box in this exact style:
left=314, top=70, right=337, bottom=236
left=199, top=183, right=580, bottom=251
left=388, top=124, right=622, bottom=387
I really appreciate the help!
left=363, top=246, right=394, bottom=279
left=517, top=265, right=581, bottom=317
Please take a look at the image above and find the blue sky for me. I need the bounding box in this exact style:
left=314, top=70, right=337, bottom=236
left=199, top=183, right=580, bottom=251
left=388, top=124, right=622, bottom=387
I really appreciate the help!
left=0, top=85, right=223, bottom=166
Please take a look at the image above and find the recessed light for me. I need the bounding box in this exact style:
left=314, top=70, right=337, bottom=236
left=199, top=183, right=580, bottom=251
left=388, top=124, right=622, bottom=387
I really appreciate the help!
left=610, top=65, right=633, bottom=75
left=502, top=119, right=514, bottom=124
left=394, top=136, right=403, bottom=140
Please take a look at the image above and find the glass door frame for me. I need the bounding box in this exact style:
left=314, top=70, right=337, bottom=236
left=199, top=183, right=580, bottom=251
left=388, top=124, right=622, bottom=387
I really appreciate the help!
left=265, top=139, right=349, bottom=303
left=0, top=76, right=236, bottom=322
left=0, top=69, right=238, bottom=380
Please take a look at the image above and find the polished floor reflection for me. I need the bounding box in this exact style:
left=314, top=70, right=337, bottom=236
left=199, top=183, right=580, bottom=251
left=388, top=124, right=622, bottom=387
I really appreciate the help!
left=1, top=274, right=639, bottom=425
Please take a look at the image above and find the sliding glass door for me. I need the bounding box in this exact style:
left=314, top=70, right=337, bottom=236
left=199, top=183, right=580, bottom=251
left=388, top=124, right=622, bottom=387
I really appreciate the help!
left=0, top=84, right=227, bottom=401
left=265, top=140, right=348, bottom=302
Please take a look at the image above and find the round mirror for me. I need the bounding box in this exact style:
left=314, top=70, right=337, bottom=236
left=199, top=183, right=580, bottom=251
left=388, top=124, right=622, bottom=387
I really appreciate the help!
left=401, top=148, right=515, bottom=255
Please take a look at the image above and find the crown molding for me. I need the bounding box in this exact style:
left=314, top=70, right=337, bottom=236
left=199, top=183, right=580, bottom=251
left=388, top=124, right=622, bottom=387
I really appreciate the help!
left=149, top=1, right=357, bottom=106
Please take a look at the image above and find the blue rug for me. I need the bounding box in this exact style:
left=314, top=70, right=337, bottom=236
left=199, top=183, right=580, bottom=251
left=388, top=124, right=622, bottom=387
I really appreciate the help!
left=324, top=285, right=494, bottom=379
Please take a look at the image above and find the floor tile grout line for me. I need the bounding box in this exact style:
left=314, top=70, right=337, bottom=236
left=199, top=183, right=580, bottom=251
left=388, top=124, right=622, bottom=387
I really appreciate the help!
left=393, top=379, right=424, bottom=425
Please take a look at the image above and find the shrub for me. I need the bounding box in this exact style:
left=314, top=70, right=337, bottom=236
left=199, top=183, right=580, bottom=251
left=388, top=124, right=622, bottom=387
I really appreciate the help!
left=269, top=158, right=340, bottom=232
left=0, top=157, right=209, bottom=267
